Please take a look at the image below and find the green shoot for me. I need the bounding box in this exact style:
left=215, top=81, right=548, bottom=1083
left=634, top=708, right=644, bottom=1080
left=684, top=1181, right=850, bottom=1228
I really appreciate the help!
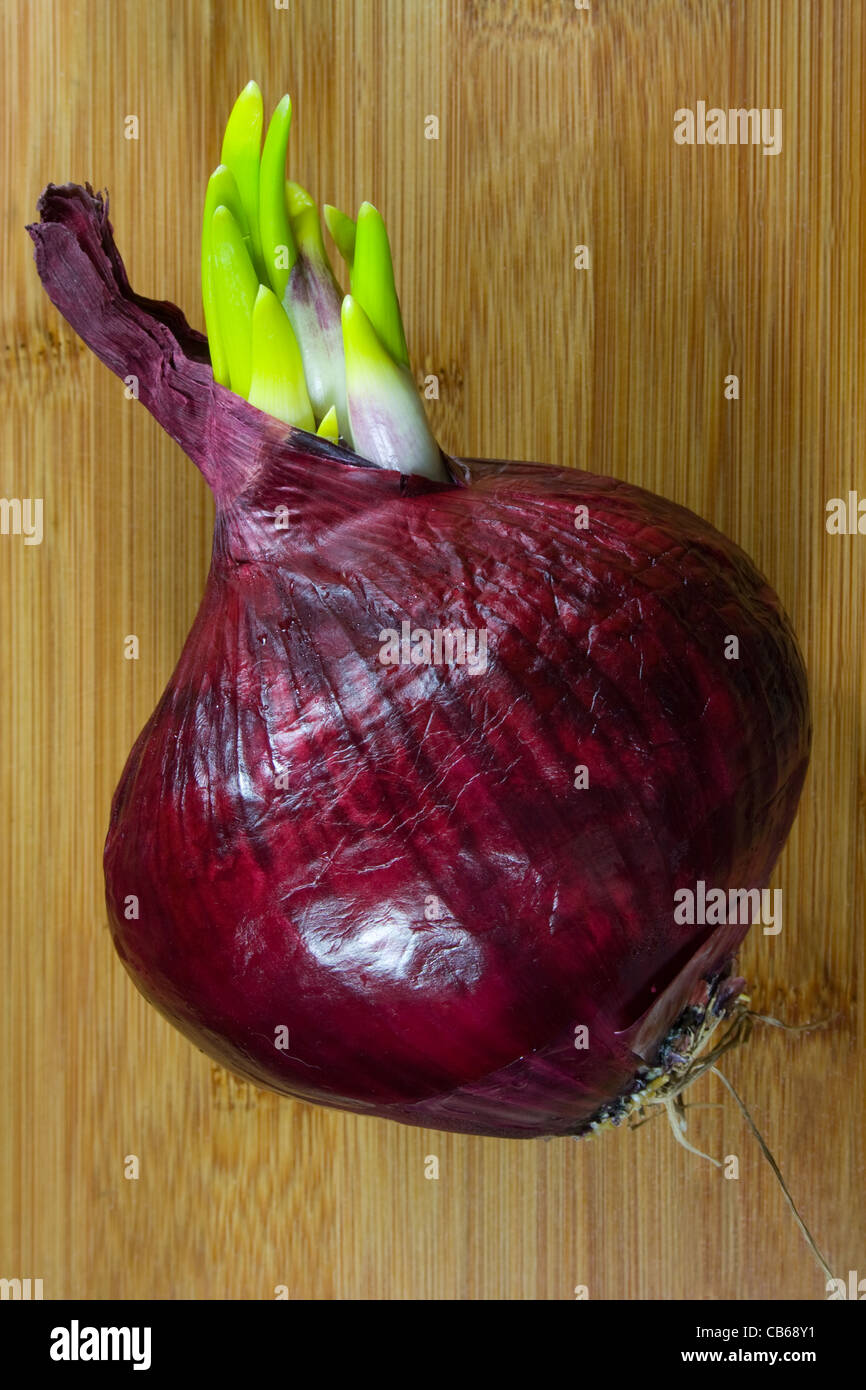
left=248, top=285, right=314, bottom=431
left=341, top=295, right=445, bottom=480
left=220, top=81, right=265, bottom=280
left=210, top=205, right=259, bottom=399
left=286, top=181, right=328, bottom=261
left=351, top=202, right=410, bottom=368
left=259, top=96, right=297, bottom=300
left=315, top=405, right=339, bottom=442
left=203, top=83, right=443, bottom=471
left=323, top=205, right=357, bottom=275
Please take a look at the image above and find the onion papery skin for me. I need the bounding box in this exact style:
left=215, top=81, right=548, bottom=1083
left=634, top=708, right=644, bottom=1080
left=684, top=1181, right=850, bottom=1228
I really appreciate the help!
left=29, top=184, right=811, bottom=1138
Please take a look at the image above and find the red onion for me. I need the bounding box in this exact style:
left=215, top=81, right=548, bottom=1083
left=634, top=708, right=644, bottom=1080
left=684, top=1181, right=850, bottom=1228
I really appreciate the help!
left=28, top=182, right=810, bottom=1141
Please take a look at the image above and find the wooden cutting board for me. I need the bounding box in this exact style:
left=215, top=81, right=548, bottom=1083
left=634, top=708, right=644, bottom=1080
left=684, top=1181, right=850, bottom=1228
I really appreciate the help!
left=1, top=0, right=862, bottom=1300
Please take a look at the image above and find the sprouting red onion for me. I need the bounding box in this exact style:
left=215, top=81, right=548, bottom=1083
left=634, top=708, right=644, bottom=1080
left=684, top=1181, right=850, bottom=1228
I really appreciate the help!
left=28, top=183, right=810, bottom=1139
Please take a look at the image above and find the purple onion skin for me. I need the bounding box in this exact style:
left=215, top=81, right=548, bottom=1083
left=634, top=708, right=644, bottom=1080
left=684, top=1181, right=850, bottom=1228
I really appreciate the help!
left=29, top=185, right=811, bottom=1138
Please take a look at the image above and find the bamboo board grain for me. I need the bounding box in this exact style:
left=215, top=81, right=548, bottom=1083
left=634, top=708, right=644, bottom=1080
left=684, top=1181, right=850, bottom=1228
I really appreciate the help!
left=1, top=0, right=863, bottom=1301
